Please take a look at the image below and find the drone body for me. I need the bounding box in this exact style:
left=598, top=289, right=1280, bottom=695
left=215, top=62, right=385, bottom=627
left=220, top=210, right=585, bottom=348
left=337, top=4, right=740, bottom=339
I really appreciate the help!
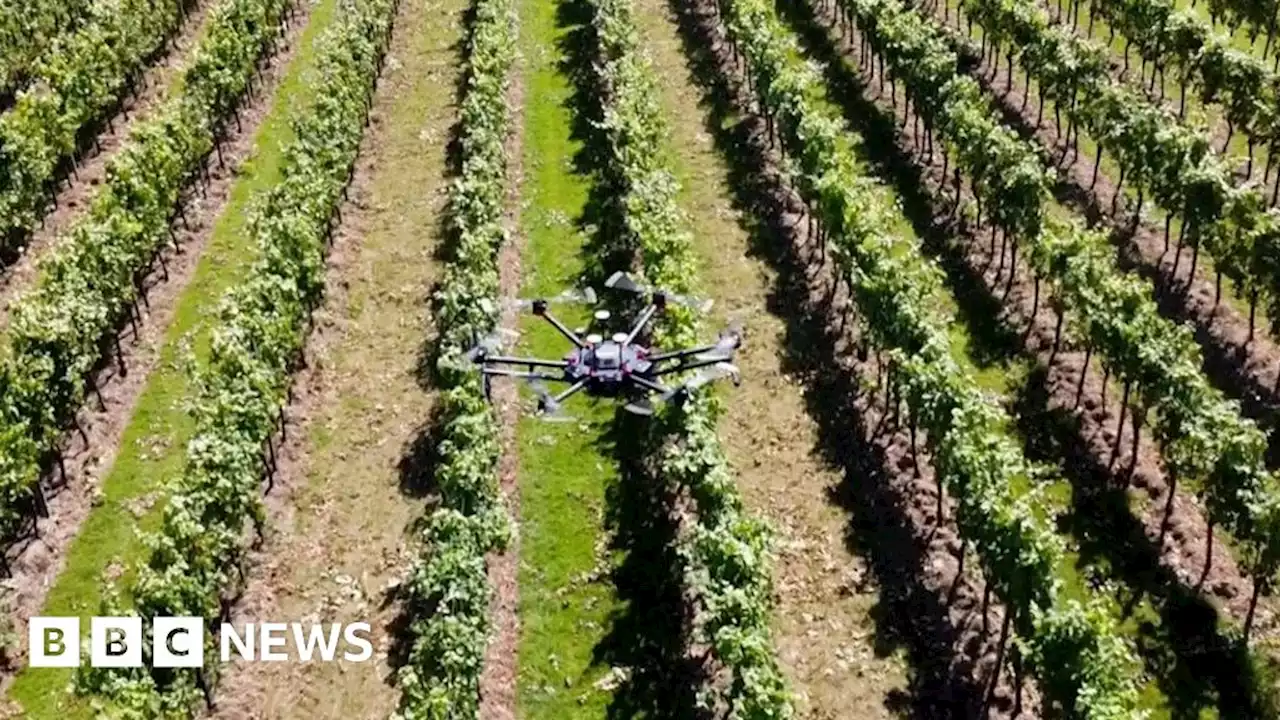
left=468, top=272, right=742, bottom=418
left=562, top=335, right=650, bottom=394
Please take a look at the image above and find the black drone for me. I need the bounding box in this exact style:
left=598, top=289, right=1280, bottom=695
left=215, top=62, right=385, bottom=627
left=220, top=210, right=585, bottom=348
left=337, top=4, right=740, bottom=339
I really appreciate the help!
left=468, top=271, right=742, bottom=419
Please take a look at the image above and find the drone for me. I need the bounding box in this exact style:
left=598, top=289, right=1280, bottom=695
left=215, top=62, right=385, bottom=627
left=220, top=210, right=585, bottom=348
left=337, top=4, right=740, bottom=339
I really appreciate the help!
left=467, top=271, right=743, bottom=419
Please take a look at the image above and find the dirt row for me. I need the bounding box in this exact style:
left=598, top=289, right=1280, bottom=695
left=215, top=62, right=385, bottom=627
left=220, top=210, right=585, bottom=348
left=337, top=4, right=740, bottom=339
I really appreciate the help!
left=207, top=0, right=469, bottom=713
left=807, top=0, right=1278, bottom=665
left=0, top=0, right=319, bottom=681
left=0, top=0, right=225, bottom=326
left=675, top=0, right=1039, bottom=716
left=922, top=0, right=1280, bottom=464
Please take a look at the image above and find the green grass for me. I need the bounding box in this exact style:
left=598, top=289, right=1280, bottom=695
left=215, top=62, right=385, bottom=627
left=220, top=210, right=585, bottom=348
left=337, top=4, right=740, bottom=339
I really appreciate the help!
left=513, top=0, right=623, bottom=715
left=6, top=0, right=340, bottom=714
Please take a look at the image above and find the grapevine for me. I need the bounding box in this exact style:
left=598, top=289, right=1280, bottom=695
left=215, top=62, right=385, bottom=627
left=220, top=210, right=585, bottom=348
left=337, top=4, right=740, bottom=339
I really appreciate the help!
left=938, top=0, right=1280, bottom=344
left=712, top=0, right=1147, bottom=714
left=838, top=0, right=1280, bottom=640
left=0, top=0, right=293, bottom=555
left=0, top=0, right=96, bottom=98
left=394, top=0, right=517, bottom=714
left=1194, top=0, right=1279, bottom=51
left=1067, top=0, right=1280, bottom=160
left=586, top=0, right=794, bottom=714
left=74, top=0, right=396, bottom=713
left=0, top=0, right=193, bottom=249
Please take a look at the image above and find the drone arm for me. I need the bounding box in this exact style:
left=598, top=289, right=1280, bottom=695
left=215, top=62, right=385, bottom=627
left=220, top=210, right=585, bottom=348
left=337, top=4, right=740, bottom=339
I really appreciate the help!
left=650, top=356, right=731, bottom=377
left=481, top=368, right=567, bottom=382
left=541, top=309, right=588, bottom=348
left=622, top=304, right=658, bottom=346
left=629, top=374, right=674, bottom=394
left=646, top=343, right=720, bottom=364
left=553, top=379, right=589, bottom=404
left=483, top=355, right=569, bottom=369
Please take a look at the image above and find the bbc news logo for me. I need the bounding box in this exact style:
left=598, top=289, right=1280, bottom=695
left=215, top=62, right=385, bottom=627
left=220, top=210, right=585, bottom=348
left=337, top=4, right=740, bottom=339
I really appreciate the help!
left=29, top=617, right=374, bottom=667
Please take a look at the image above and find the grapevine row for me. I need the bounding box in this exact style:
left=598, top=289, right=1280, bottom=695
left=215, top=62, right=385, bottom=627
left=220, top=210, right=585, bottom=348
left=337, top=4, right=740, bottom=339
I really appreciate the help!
left=713, top=0, right=1147, bottom=715
left=0, top=0, right=95, bottom=98
left=1066, top=0, right=1280, bottom=154
left=1193, top=0, right=1279, bottom=51
left=394, top=0, right=517, bottom=713
left=0, top=0, right=191, bottom=250
left=75, top=0, right=395, bottom=712
left=0, top=0, right=293, bottom=553
left=840, top=0, right=1280, bottom=632
left=586, top=0, right=794, bottom=714
left=947, top=0, right=1280, bottom=364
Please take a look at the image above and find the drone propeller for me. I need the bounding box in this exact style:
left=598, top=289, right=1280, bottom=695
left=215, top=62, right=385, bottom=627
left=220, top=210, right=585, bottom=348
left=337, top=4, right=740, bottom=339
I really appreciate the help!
left=660, top=362, right=741, bottom=402
left=506, top=286, right=598, bottom=311
left=622, top=362, right=740, bottom=415
left=623, top=397, right=655, bottom=416
left=465, top=327, right=521, bottom=362
left=604, top=271, right=714, bottom=314
left=527, top=379, right=575, bottom=422
left=696, top=322, right=743, bottom=362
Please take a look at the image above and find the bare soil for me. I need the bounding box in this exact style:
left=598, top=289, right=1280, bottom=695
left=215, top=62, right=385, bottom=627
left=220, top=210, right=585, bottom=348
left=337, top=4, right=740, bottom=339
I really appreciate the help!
left=672, top=0, right=1040, bottom=716
left=0, top=0, right=224, bottom=326
left=0, top=1, right=317, bottom=683
left=477, top=27, right=528, bottom=720
left=634, top=0, right=914, bottom=717
left=207, top=0, right=468, bottom=714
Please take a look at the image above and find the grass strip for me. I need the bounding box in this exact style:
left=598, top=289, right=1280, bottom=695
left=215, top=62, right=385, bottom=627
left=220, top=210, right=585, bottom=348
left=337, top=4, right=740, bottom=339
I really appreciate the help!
left=5, top=0, right=341, bottom=714
left=512, top=0, right=624, bottom=714
left=70, top=0, right=397, bottom=713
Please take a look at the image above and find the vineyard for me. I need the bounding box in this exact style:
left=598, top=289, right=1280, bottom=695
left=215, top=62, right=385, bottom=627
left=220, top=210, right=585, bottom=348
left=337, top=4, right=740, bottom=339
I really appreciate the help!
left=3, top=0, right=1280, bottom=715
